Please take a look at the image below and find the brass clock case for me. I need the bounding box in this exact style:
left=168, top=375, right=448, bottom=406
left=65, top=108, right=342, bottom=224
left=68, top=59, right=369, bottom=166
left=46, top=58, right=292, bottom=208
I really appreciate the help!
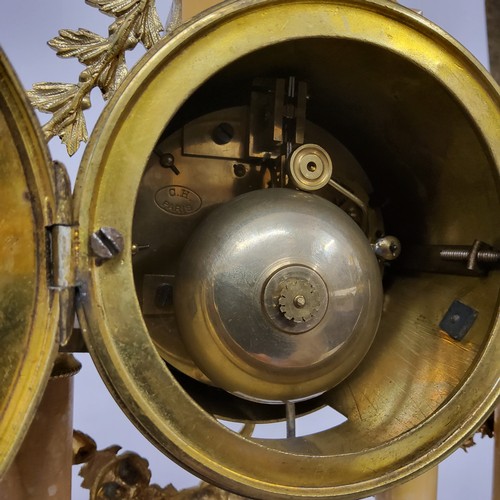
left=0, top=51, right=59, bottom=478
left=75, top=1, right=499, bottom=498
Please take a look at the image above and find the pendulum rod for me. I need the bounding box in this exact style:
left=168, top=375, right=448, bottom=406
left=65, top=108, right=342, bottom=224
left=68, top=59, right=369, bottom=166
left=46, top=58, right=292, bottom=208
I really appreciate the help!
left=286, top=401, right=296, bottom=439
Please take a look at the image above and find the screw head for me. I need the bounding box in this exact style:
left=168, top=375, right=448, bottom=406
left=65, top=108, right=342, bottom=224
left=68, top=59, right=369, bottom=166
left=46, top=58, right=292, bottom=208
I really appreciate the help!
left=233, top=163, right=247, bottom=178
left=212, top=122, right=234, bottom=145
left=90, top=227, right=124, bottom=261
left=294, top=295, right=306, bottom=308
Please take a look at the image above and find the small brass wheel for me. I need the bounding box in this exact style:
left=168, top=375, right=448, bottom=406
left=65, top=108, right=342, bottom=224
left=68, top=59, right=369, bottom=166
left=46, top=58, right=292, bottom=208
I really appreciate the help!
left=289, top=144, right=333, bottom=191
left=75, top=1, right=500, bottom=499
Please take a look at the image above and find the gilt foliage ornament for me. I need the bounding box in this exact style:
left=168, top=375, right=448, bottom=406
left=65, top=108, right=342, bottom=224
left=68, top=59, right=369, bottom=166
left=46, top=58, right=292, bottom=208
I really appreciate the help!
left=27, top=0, right=178, bottom=156
left=73, top=430, right=246, bottom=499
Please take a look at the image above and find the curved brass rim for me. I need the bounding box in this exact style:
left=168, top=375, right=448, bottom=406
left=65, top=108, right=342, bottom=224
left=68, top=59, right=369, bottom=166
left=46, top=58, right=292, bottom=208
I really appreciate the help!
left=0, top=50, right=58, bottom=478
left=75, top=1, right=500, bottom=498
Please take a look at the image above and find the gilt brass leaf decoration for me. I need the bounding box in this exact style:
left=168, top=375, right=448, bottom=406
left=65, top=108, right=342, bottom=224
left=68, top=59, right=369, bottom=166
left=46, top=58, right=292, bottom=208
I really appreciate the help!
left=28, top=82, right=91, bottom=156
left=86, top=0, right=147, bottom=18
left=28, top=82, right=90, bottom=114
left=47, top=29, right=109, bottom=65
left=58, top=109, right=89, bottom=157
left=135, top=3, right=164, bottom=48
left=87, top=0, right=163, bottom=48
left=27, top=0, right=166, bottom=156
left=97, top=53, right=128, bottom=99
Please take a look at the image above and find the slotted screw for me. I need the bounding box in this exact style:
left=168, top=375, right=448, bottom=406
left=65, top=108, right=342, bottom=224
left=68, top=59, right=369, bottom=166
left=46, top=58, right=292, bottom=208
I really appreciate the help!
left=90, top=227, right=124, bottom=261
left=212, top=122, right=234, bottom=145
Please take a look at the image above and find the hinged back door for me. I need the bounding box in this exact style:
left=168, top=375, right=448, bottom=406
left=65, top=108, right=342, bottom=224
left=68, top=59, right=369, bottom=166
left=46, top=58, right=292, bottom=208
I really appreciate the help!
left=0, top=50, right=60, bottom=478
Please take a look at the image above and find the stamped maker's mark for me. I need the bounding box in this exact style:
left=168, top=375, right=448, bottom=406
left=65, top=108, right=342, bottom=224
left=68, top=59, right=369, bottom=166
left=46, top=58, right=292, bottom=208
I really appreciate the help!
left=155, top=186, right=202, bottom=216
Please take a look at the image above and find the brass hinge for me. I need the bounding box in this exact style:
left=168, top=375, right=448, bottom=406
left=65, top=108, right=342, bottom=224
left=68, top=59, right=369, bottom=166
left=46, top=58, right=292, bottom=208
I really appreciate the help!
left=47, top=160, right=77, bottom=346
left=49, top=224, right=76, bottom=289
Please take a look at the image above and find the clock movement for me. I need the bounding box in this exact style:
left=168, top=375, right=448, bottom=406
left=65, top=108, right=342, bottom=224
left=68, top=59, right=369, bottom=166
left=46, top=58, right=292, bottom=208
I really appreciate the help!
left=0, top=1, right=498, bottom=498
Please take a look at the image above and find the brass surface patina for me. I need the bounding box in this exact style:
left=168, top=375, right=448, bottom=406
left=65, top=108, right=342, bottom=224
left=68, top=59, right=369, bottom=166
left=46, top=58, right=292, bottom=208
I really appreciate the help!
left=0, top=1, right=499, bottom=499
left=0, top=51, right=59, bottom=478
left=72, top=1, right=499, bottom=498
